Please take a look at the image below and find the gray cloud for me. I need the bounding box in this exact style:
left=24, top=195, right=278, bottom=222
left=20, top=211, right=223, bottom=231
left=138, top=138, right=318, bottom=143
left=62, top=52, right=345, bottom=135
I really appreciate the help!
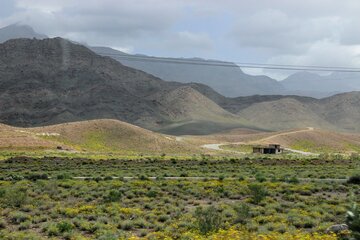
left=1, top=0, right=360, bottom=78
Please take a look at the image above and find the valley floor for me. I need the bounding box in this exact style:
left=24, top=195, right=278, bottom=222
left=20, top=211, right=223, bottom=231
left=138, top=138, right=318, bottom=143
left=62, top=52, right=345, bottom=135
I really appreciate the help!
left=0, top=156, right=359, bottom=239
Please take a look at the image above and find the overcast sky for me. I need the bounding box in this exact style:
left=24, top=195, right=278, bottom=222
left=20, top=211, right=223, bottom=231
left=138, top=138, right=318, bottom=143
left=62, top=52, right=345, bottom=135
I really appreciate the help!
left=1, top=0, right=360, bottom=79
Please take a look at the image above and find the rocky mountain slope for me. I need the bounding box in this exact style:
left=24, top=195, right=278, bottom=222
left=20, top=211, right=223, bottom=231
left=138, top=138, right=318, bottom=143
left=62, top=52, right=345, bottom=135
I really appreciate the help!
left=0, top=38, right=248, bottom=134
left=0, top=119, right=202, bottom=154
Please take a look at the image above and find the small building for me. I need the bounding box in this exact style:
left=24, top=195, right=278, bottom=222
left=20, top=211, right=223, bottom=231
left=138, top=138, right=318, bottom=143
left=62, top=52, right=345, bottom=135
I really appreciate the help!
left=253, top=144, right=284, bottom=154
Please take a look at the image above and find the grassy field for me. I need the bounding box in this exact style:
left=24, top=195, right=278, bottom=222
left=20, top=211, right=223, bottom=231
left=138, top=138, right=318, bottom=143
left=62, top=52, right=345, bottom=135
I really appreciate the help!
left=0, top=156, right=359, bottom=240
left=1, top=122, right=360, bottom=239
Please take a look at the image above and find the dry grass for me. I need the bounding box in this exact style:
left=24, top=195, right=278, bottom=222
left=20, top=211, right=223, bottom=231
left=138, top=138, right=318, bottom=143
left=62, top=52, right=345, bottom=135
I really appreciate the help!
left=0, top=119, right=203, bottom=155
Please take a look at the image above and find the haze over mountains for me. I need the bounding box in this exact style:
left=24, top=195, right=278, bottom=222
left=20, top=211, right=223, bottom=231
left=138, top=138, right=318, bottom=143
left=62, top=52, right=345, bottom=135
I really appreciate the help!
left=0, top=24, right=360, bottom=135
left=90, top=46, right=285, bottom=97
left=2, top=24, right=360, bottom=98
left=0, top=24, right=47, bottom=43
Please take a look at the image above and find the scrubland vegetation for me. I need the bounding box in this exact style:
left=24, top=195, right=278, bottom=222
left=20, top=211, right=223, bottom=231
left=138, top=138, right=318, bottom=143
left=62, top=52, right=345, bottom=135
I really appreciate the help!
left=0, top=156, right=358, bottom=239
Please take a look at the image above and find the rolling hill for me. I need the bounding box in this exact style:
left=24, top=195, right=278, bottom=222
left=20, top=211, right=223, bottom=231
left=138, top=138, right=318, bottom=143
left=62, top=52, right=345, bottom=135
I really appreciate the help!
left=189, top=127, right=360, bottom=154
left=255, top=128, right=360, bottom=153
left=0, top=119, right=202, bottom=154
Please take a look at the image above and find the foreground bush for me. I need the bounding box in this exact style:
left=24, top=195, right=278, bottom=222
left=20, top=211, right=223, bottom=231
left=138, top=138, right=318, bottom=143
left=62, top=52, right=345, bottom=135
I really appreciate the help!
left=2, top=185, right=28, bottom=208
left=347, top=203, right=360, bottom=239
left=194, top=206, right=222, bottom=235
left=248, top=183, right=267, bottom=204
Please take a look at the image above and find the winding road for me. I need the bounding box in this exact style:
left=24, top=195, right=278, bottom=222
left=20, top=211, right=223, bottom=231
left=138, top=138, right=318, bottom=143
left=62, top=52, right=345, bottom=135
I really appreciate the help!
left=201, top=127, right=318, bottom=156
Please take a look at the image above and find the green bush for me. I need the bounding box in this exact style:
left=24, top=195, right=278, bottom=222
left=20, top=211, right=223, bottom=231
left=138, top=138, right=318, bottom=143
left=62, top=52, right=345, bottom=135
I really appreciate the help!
left=248, top=183, right=267, bottom=204
left=255, top=173, right=266, bottom=182
left=3, top=186, right=28, bottom=208
left=194, top=206, right=222, bottom=235
left=25, top=173, right=48, bottom=181
left=120, top=220, right=134, bottom=231
left=56, top=221, right=74, bottom=233
left=0, top=218, right=6, bottom=229
left=104, top=190, right=122, bottom=202
left=45, top=223, right=60, bottom=236
left=347, top=203, right=360, bottom=239
left=233, top=203, right=251, bottom=224
left=56, top=173, right=71, bottom=180
left=146, top=190, right=158, bottom=198
left=9, top=211, right=30, bottom=224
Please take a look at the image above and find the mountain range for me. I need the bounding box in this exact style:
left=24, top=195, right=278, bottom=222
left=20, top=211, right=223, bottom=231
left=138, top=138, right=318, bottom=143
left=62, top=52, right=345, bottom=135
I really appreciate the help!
left=3, top=24, right=360, bottom=98
left=1, top=24, right=360, bottom=134
left=0, top=37, right=360, bottom=134
left=90, top=46, right=285, bottom=97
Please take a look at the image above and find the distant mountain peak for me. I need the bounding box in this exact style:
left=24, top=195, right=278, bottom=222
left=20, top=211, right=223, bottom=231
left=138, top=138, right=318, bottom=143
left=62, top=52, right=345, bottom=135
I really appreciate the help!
left=0, top=23, right=47, bottom=43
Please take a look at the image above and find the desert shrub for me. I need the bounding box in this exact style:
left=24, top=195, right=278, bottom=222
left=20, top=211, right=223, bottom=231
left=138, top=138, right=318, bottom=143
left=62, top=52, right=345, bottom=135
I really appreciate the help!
left=3, top=186, right=28, bottom=208
left=347, top=203, right=360, bottom=239
left=0, top=218, right=6, bottom=229
left=104, top=176, right=113, bottom=181
left=233, top=203, right=251, bottom=224
left=56, top=221, right=74, bottom=233
left=349, top=153, right=360, bottom=161
left=158, top=215, right=170, bottom=223
left=25, top=173, right=48, bottom=181
left=146, top=190, right=158, bottom=198
left=248, top=183, right=267, bottom=204
left=282, top=176, right=299, bottom=184
left=104, top=190, right=122, bottom=202
left=56, top=173, right=71, bottom=180
left=347, top=175, right=360, bottom=184
left=194, top=206, right=223, bottom=235
left=139, top=175, right=148, bottom=181
left=255, top=173, right=266, bottom=182
left=120, top=220, right=134, bottom=230
left=9, top=211, right=30, bottom=224
left=0, top=189, right=5, bottom=198
left=18, top=221, right=31, bottom=230
left=45, top=223, right=60, bottom=236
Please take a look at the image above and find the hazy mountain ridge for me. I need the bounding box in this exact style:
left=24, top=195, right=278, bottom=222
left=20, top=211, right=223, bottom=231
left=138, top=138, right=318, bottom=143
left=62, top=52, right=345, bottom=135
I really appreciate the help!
left=281, top=71, right=360, bottom=96
left=0, top=37, right=249, bottom=134
left=91, top=46, right=286, bottom=97
left=0, top=36, right=360, bottom=134
left=0, top=23, right=47, bottom=43
left=2, top=24, right=360, bottom=99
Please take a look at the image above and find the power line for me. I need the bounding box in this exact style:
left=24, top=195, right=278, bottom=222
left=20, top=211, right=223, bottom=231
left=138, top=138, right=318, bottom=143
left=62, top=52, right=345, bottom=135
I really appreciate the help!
left=95, top=51, right=360, bottom=73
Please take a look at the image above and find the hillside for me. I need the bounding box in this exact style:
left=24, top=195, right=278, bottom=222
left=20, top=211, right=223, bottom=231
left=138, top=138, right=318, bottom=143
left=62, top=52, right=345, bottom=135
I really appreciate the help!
left=0, top=119, right=202, bottom=154
left=191, top=127, right=360, bottom=154
left=0, top=37, right=247, bottom=135
left=251, top=128, right=360, bottom=153
left=237, top=98, right=336, bottom=130
left=148, top=86, right=250, bottom=134
left=314, top=92, right=360, bottom=132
